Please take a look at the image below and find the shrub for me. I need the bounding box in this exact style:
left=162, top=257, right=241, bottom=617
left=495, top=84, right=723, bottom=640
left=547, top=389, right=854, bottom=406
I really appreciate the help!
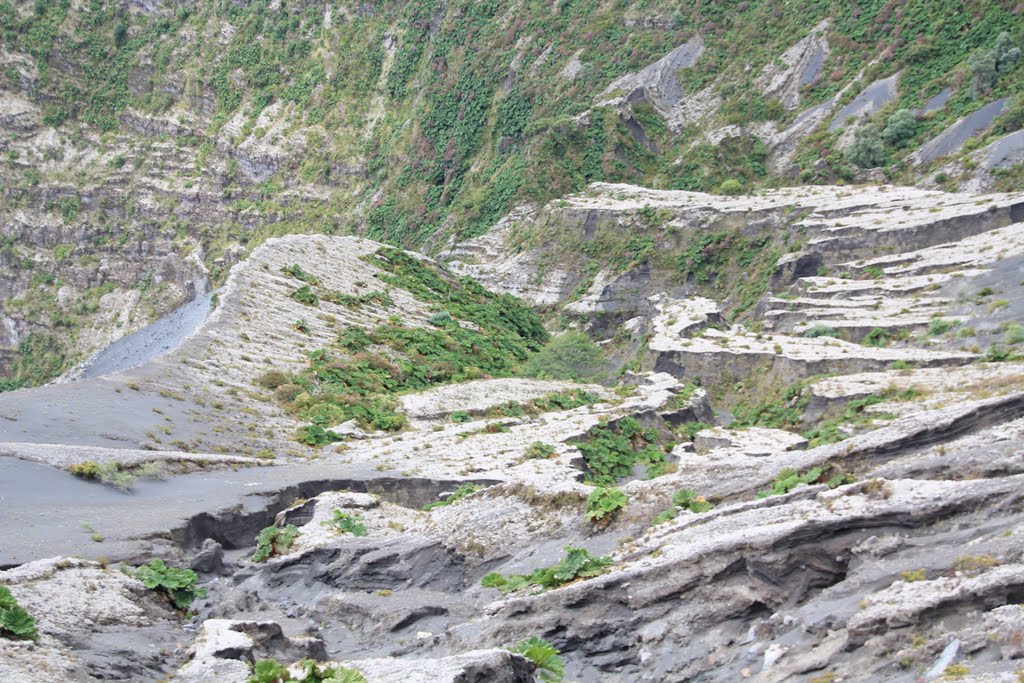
left=290, top=285, right=320, bottom=307
left=258, top=370, right=289, bottom=389
left=803, top=324, right=839, bottom=338
left=847, top=126, right=885, bottom=168
left=450, top=410, right=471, bottom=423
left=970, top=32, right=1020, bottom=95
left=585, top=487, right=628, bottom=524
left=652, top=488, right=714, bottom=525
left=862, top=327, right=891, bottom=347
left=525, top=441, right=556, bottom=459
left=718, top=178, right=743, bottom=195
left=296, top=425, right=343, bottom=446
left=881, top=109, right=917, bottom=147
left=422, top=483, right=484, bottom=510
left=511, top=637, right=565, bottom=682
left=480, top=547, right=613, bottom=594
left=133, top=559, right=206, bottom=610
left=521, top=332, right=606, bottom=383
left=927, top=318, right=954, bottom=336
left=274, top=383, right=304, bottom=403
left=68, top=461, right=101, bottom=479
left=252, top=524, right=300, bottom=562
left=1003, top=323, right=1024, bottom=345
left=0, top=586, right=38, bottom=640
left=282, top=264, right=320, bottom=285
left=321, top=510, right=367, bottom=536
left=428, top=311, right=453, bottom=326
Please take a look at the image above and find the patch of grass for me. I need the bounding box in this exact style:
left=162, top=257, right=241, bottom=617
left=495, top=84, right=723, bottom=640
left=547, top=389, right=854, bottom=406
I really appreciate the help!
left=248, top=659, right=367, bottom=683
left=803, top=324, right=839, bottom=338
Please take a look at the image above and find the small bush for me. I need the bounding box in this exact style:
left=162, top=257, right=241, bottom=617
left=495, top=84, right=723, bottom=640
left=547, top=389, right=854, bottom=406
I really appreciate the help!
left=803, top=324, right=839, bottom=338
left=274, top=383, right=304, bottom=403
left=718, top=178, right=743, bottom=195
left=296, top=424, right=342, bottom=446
left=862, top=327, right=891, bottom=347
left=1003, top=323, right=1024, bottom=345
left=68, top=461, right=101, bottom=479
left=881, top=109, right=917, bottom=147
left=290, top=285, right=320, bottom=307
left=927, top=318, right=954, bottom=336
left=0, top=586, right=38, bottom=640
left=252, top=524, right=300, bottom=562
left=422, top=483, right=484, bottom=511
left=847, top=126, right=885, bottom=168
left=133, top=559, right=206, bottom=610
left=428, top=311, right=453, bottom=326
left=525, top=441, right=556, bottom=459
left=521, top=331, right=606, bottom=383
left=585, top=487, right=628, bottom=524
left=450, top=410, right=472, bottom=423
left=511, top=637, right=565, bottom=682
left=282, top=264, right=320, bottom=285
left=321, top=510, right=367, bottom=536
left=258, top=370, right=289, bottom=390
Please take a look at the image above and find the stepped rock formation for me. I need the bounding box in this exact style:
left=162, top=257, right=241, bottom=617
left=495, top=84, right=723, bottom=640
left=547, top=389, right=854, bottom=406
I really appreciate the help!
left=1, top=178, right=1023, bottom=681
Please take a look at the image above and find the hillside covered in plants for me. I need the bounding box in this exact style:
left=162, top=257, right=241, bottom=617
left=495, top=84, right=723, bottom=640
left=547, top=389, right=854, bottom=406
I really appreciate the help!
left=2, top=0, right=1024, bottom=386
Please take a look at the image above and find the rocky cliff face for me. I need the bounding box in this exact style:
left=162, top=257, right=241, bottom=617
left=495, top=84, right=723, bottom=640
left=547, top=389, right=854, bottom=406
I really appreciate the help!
left=2, top=0, right=1023, bottom=387
left=1, top=180, right=1023, bottom=680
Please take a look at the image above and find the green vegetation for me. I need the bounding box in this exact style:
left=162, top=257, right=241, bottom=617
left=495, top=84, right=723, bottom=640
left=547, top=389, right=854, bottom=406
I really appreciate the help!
left=756, top=466, right=854, bottom=498
left=282, top=264, right=320, bottom=285
left=66, top=460, right=168, bottom=491
left=803, top=324, right=839, bottom=339
left=927, top=317, right=956, bottom=336
left=248, top=659, right=367, bottom=683
left=133, top=559, right=207, bottom=610
left=321, top=510, right=368, bottom=537
left=521, top=332, right=607, bottom=383
left=0, top=586, right=38, bottom=641
left=524, top=441, right=557, bottom=460
left=270, top=248, right=548, bottom=442
left=575, top=417, right=668, bottom=485
left=651, top=488, right=714, bottom=525
left=584, top=487, right=628, bottom=524
left=480, top=547, right=613, bottom=594
left=422, top=483, right=484, bottom=511
left=847, top=126, right=886, bottom=168
left=511, top=637, right=565, bottom=683
left=252, top=524, right=300, bottom=562
left=882, top=110, right=917, bottom=147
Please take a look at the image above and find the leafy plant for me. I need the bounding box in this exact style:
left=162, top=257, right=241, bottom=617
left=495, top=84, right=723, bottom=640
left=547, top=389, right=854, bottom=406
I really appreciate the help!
left=585, top=487, right=628, bottom=524
left=291, top=286, right=320, bottom=307
left=525, top=441, right=556, bottom=459
left=296, top=425, right=343, bottom=447
left=321, top=510, right=368, bottom=536
left=422, top=483, right=484, bottom=511
left=133, top=559, right=206, bottom=610
left=282, top=264, right=320, bottom=285
left=252, top=524, right=300, bottom=562
left=249, top=658, right=367, bottom=683
left=450, top=410, right=472, bottom=423
left=511, top=636, right=565, bottom=682
left=862, top=327, right=892, bottom=347
left=0, top=586, right=38, bottom=640
left=481, top=547, right=613, bottom=594
left=882, top=109, right=917, bottom=147
left=576, top=417, right=667, bottom=485
left=652, top=488, right=714, bottom=525
left=846, top=126, right=885, bottom=168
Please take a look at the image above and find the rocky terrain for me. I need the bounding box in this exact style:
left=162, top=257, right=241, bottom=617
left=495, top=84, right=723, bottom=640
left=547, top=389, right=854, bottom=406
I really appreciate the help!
left=2, top=2, right=1024, bottom=681
left=0, top=178, right=1023, bottom=682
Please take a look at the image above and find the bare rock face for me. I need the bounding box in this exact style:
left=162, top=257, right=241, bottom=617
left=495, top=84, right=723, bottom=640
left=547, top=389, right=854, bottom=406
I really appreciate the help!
left=0, top=557, right=184, bottom=681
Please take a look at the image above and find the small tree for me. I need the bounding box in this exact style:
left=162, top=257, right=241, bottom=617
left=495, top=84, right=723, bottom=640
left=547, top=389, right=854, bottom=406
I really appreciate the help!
left=718, top=178, right=744, bottom=195
left=847, top=126, right=886, bottom=168
left=970, top=32, right=1020, bottom=96
left=882, top=109, right=917, bottom=147
left=522, top=332, right=606, bottom=383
